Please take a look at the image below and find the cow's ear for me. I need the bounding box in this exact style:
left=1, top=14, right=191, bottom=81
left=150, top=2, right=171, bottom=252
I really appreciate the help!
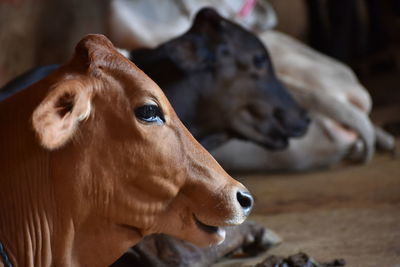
left=32, top=80, right=92, bottom=150
left=165, top=36, right=214, bottom=72
left=74, top=34, right=116, bottom=69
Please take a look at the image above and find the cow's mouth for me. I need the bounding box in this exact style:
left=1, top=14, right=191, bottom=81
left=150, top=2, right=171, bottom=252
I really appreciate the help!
left=192, top=214, right=227, bottom=245
left=193, top=215, right=220, bottom=234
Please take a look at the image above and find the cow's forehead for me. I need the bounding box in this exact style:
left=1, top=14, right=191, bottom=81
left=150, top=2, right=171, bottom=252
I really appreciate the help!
left=93, top=52, right=171, bottom=108
left=195, top=16, right=258, bottom=51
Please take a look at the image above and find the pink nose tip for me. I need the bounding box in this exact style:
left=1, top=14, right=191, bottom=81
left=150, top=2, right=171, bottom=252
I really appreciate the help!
left=236, top=190, right=253, bottom=215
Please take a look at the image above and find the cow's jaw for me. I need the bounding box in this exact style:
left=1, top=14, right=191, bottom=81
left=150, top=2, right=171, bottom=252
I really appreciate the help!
left=193, top=215, right=226, bottom=244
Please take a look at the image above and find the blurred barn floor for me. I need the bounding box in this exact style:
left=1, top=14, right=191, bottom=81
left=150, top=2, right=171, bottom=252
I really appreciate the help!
left=215, top=150, right=400, bottom=267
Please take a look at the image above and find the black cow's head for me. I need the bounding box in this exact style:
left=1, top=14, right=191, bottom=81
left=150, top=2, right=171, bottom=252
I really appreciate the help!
left=130, top=8, right=310, bottom=150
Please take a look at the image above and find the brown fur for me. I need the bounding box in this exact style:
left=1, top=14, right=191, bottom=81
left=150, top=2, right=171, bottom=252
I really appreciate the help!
left=0, top=34, right=250, bottom=267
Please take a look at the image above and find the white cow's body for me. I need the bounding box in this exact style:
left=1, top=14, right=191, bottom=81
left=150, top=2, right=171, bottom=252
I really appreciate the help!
left=109, top=0, right=277, bottom=49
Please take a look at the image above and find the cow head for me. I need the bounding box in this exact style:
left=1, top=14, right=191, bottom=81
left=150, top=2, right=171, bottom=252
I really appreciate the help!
left=30, top=35, right=252, bottom=253
left=132, top=8, right=310, bottom=150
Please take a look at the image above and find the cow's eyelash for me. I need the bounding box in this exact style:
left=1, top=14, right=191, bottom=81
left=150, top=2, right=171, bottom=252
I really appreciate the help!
left=134, top=104, right=165, bottom=125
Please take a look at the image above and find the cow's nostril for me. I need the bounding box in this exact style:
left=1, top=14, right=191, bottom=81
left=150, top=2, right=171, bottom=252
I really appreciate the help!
left=236, top=191, right=253, bottom=213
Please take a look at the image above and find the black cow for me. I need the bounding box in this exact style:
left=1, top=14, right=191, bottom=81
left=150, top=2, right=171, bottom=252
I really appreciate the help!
left=128, top=8, right=309, bottom=150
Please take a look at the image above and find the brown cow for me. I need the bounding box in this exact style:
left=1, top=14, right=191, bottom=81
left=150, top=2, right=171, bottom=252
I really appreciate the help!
left=0, top=34, right=252, bottom=267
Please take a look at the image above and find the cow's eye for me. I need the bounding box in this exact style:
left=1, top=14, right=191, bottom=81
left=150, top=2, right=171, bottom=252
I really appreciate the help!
left=135, top=104, right=165, bottom=125
left=253, top=55, right=266, bottom=69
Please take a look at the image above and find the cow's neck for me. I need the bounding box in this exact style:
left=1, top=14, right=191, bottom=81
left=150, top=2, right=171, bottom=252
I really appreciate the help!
left=0, top=160, right=142, bottom=267
left=0, top=94, right=142, bottom=267
left=0, top=101, right=55, bottom=267
left=0, top=192, right=142, bottom=267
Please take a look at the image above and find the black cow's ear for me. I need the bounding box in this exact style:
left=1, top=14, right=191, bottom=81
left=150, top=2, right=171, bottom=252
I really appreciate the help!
left=165, top=36, right=213, bottom=72
left=191, top=8, right=224, bottom=34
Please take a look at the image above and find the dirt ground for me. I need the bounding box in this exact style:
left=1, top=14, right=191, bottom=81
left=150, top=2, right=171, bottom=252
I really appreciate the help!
left=216, top=152, right=400, bottom=267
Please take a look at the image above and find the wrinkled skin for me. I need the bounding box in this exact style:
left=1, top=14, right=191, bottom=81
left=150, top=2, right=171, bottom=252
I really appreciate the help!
left=128, top=8, right=309, bottom=150
left=0, top=34, right=252, bottom=267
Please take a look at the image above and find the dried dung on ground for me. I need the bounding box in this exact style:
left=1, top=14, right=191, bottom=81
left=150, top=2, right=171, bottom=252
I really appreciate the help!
left=256, top=252, right=346, bottom=267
